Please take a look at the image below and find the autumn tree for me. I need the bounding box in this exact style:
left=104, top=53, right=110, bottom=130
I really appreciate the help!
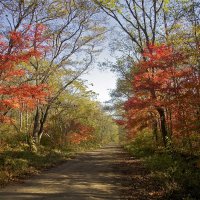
left=95, top=1, right=200, bottom=146
left=123, top=43, right=200, bottom=148
left=0, top=26, right=49, bottom=124
left=94, top=0, right=170, bottom=128
left=0, top=0, right=106, bottom=144
left=41, top=81, right=118, bottom=147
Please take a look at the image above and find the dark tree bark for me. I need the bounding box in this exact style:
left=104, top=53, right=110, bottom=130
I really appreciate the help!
left=157, top=107, right=168, bottom=147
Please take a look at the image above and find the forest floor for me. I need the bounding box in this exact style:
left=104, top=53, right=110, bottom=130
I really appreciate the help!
left=0, top=144, right=165, bottom=200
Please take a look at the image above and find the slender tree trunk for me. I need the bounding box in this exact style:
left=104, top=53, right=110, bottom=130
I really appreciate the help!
left=166, top=108, right=173, bottom=139
left=163, top=10, right=169, bottom=43
left=32, top=107, right=40, bottom=144
left=157, top=107, right=168, bottom=147
left=169, top=109, right=173, bottom=138
left=152, top=119, right=158, bottom=144
left=19, top=111, right=23, bottom=131
left=26, top=110, right=29, bottom=133
left=38, top=105, right=50, bottom=144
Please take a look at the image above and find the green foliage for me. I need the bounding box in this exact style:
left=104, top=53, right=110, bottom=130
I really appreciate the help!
left=96, top=0, right=117, bottom=8
left=124, top=131, right=155, bottom=158
left=68, top=140, right=102, bottom=153
left=4, top=158, right=28, bottom=176
left=145, top=153, right=200, bottom=199
left=0, top=145, right=72, bottom=187
left=45, top=82, right=119, bottom=148
left=145, top=154, right=174, bottom=171
left=125, top=133, right=200, bottom=199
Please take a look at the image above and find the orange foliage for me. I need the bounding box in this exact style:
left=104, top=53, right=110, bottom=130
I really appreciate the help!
left=0, top=24, right=50, bottom=122
left=120, top=44, right=200, bottom=140
left=67, top=123, right=94, bottom=144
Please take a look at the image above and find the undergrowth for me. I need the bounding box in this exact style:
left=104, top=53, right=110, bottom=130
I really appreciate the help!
left=0, top=139, right=102, bottom=187
left=0, top=144, right=73, bottom=187
left=124, top=131, right=200, bottom=200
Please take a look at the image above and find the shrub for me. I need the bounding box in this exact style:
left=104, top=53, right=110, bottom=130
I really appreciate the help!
left=4, top=158, right=28, bottom=177
left=125, top=132, right=200, bottom=199
left=125, top=131, right=155, bottom=158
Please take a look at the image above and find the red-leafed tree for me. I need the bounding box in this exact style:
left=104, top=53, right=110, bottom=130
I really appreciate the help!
left=67, top=122, right=94, bottom=144
left=123, top=44, right=200, bottom=147
left=0, top=24, right=50, bottom=123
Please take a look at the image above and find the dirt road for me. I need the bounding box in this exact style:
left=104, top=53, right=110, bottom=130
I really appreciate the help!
left=0, top=145, right=129, bottom=200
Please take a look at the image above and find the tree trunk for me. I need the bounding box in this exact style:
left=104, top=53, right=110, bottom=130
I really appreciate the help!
left=157, top=107, right=168, bottom=147
left=32, top=107, right=40, bottom=144
left=38, top=106, right=50, bottom=144
left=19, top=111, right=23, bottom=131
left=26, top=110, right=29, bottom=134
left=152, top=119, right=158, bottom=144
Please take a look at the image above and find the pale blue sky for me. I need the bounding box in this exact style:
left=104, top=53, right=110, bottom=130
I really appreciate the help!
left=82, top=49, right=117, bottom=103
left=82, top=17, right=120, bottom=103
left=83, top=68, right=117, bottom=103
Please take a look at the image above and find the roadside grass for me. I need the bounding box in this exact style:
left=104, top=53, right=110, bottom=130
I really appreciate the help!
left=0, top=137, right=105, bottom=188
left=124, top=132, right=200, bottom=200
left=68, top=141, right=103, bottom=152
left=0, top=144, right=74, bottom=187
